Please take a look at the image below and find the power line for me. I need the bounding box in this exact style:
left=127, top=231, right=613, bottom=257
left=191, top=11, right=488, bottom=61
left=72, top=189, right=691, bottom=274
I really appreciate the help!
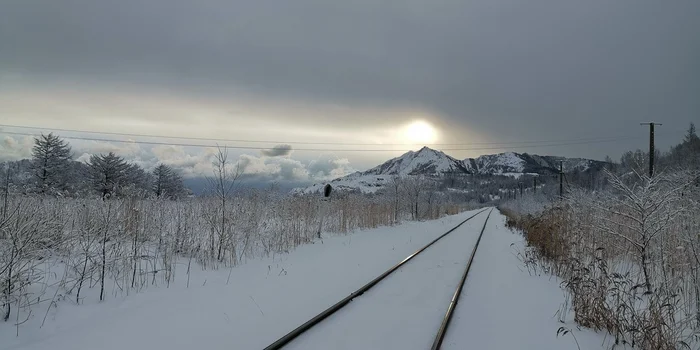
left=0, top=123, right=643, bottom=147
left=0, top=130, right=642, bottom=152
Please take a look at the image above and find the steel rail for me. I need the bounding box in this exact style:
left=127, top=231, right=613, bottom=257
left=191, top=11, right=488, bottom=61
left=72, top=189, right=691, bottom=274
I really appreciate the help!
left=262, top=208, right=490, bottom=350
left=430, top=208, right=494, bottom=350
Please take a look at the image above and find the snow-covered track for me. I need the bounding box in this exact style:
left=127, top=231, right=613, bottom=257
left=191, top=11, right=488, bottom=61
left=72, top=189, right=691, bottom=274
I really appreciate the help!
left=263, top=208, right=492, bottom=350
left=431, top=208, right=493, bottom=350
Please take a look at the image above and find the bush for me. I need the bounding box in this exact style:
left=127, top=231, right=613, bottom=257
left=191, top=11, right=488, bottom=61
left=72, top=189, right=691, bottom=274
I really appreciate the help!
left=503, top=170, right=700, bottom=350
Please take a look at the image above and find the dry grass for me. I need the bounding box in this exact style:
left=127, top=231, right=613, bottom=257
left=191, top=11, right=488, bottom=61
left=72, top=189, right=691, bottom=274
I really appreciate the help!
left=0, top=189, right=476, bottom=331
left=502, top=170, right=700, bottom=350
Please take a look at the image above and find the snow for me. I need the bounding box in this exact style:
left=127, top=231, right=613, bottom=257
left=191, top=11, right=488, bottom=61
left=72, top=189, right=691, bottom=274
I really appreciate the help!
left=283, top=211, right=490, bottom=349
left=295, top=173, right=389, bottom=194
left=295, top=147, right=465, bottom=194
left=494, top=151, right=526, bottom=172
left=496, top=172, right=539, bottom=179
left=2, top=210, right=476, bottom=350
left=280, top=211, right=611, bottom=350
left=364, top=147, right=464, bottom=176
left=296, top=147, right=601, bottom=194
left=5, top=208, right=617, bottom=350
left=442, top=212, right=611, bottom=349
left=471, top=152, right=526, bottom=174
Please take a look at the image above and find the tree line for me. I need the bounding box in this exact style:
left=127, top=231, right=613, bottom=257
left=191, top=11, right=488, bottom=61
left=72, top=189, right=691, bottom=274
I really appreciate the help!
left=2, top=133, right=187, bottom=199
left=618, top=123, right=700, bottom=175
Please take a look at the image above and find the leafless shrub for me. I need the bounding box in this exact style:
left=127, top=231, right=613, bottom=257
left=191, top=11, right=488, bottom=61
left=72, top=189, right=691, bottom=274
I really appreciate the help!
left=504, top=170, right=700, bottom=349
left=1, top=184, right=475, bottom=332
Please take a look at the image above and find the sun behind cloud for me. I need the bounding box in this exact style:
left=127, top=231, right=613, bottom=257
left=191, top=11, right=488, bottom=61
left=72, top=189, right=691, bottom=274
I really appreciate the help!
left=402, top=120, right=438, bottom=144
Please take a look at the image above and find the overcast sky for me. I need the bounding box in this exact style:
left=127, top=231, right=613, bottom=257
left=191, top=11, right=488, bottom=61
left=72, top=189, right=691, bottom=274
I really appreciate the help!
left=1, top=1, right=698, bottom=183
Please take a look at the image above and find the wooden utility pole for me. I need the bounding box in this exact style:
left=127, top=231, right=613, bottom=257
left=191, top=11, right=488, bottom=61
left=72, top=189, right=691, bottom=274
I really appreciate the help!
left=533, top=177, right=537, bottom=194
left=2, top=163, right=10, bottom=221
left=559, top=161, right=564, bottom=199
left=318, top=184, right=332, bottom=239
left=640, top=122, right=662, bottom=177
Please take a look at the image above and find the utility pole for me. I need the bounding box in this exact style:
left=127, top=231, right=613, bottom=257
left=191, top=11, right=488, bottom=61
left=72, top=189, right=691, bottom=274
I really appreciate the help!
left=533, top=177, right=537, bottom=194
left=2, top=163, right=10, bottom=221
left=640, top=122, right=662, bottom=177
left=318, top=184, right=332, bottom=239
left=559, top=161, right=564, bottom=199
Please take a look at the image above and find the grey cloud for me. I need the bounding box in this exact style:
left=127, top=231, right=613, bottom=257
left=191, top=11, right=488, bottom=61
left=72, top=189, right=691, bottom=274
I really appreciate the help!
left=260, top=144, right=293, bottom=157
left=276, top=158, right=309, bottom=181
left=0, top=133, right=355, bottom=185
left=1, top=1, right=699, bottom=159
left=237, top=154, right=311, bottom=181
left=0, top=135, right=34, bottom=161
left=307, top=156, right=355, bottom=179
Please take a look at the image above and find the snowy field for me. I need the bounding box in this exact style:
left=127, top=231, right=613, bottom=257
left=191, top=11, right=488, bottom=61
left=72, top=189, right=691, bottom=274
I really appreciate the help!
left=3, top=209, right=611, bottom=350
left=442, top=211, right=610, bottom=349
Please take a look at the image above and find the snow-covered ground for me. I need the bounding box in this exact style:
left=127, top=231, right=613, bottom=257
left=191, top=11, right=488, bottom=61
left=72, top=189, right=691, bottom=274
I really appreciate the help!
left=3, top=209, right=611, bottom=350
left=296, top=173, right=389, bottom=194
left=442, top=211, right=609, bottom=349
left=284, top=210, right=490, bottom=350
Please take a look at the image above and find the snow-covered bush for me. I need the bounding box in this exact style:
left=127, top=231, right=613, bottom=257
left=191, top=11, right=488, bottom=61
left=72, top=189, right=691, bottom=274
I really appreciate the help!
left=0, top=187, right=473, bottom=333
left=510, top=169, right=700, bottom=350
left=499, top=192, right=551, bottom=217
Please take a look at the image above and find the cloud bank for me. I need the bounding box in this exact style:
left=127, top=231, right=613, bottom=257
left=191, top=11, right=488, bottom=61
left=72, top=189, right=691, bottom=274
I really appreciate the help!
left=0, top=135, right=355, bottom=185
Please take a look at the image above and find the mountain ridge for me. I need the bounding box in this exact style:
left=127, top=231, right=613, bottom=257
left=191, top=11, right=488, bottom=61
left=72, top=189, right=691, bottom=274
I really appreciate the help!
left=295, top=147, right=608, bottom=194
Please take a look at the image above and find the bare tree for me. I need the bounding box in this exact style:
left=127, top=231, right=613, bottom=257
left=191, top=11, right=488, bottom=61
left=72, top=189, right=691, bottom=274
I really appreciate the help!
left=0, top=202, right=52, bottom=322
left=206, top=146, right=241, bottom=262
left=388, top=175, right=403, bottom=223
left=99, top=200, right=116, bottom=301
left=421, top=181, right=440, bottom=220
left=591, top=170, right=695, bottom=292
left=402, top=176, right=424, bottom=220
left=72, top=204, right=99, bottom=304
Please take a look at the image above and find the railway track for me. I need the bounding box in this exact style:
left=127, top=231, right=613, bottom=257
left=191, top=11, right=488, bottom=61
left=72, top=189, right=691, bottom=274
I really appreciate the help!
left=262, top=207, right=495, bottom=350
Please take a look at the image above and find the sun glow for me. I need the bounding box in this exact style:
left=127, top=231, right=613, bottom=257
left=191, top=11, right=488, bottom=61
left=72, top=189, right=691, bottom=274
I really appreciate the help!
left=402, top=120, right=438, bottom=144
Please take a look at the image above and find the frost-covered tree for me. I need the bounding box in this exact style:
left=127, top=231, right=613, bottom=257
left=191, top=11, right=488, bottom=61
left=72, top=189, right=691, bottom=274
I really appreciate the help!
left=152, top=164, right=185, bottom=199
left=388, top=175, right=404, bottom=223
left=402, top=176, right=427, bottom=220
left=666, top=123, right=700, bottom=170
left=586, top=170, right=695, bottom=292
left=685, top=123, right=698, bottom=144
left=87, top=152, right=131, bottom=198
left=620, top=149, right=650, bottom=175
left=206, top=146, right=241, bottom=261
left=123, top=163, right=153, bottom=197
left=30, top=133, right=72, bottom=194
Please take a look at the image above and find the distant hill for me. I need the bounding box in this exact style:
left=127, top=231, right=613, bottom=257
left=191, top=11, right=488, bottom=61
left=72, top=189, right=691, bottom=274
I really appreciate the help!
left=295, top=147, right=608, bottom=194
left=466, top=151, right=607, bottom=176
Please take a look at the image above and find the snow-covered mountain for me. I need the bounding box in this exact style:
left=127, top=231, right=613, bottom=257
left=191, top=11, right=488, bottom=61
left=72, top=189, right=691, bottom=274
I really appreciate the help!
left=363, top=146, right=469, bottom=176
left=295, top=147, right=607, bottom=194
left=465, top=152, right=604, bottom=176
left=296, top=147, right=467, bottom=194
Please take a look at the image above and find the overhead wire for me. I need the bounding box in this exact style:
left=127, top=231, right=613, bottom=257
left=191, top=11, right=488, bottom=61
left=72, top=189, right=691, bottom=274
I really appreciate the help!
left=0, top=123, right=644, bottom=147
left=0, top=130, right=643, bottom=152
